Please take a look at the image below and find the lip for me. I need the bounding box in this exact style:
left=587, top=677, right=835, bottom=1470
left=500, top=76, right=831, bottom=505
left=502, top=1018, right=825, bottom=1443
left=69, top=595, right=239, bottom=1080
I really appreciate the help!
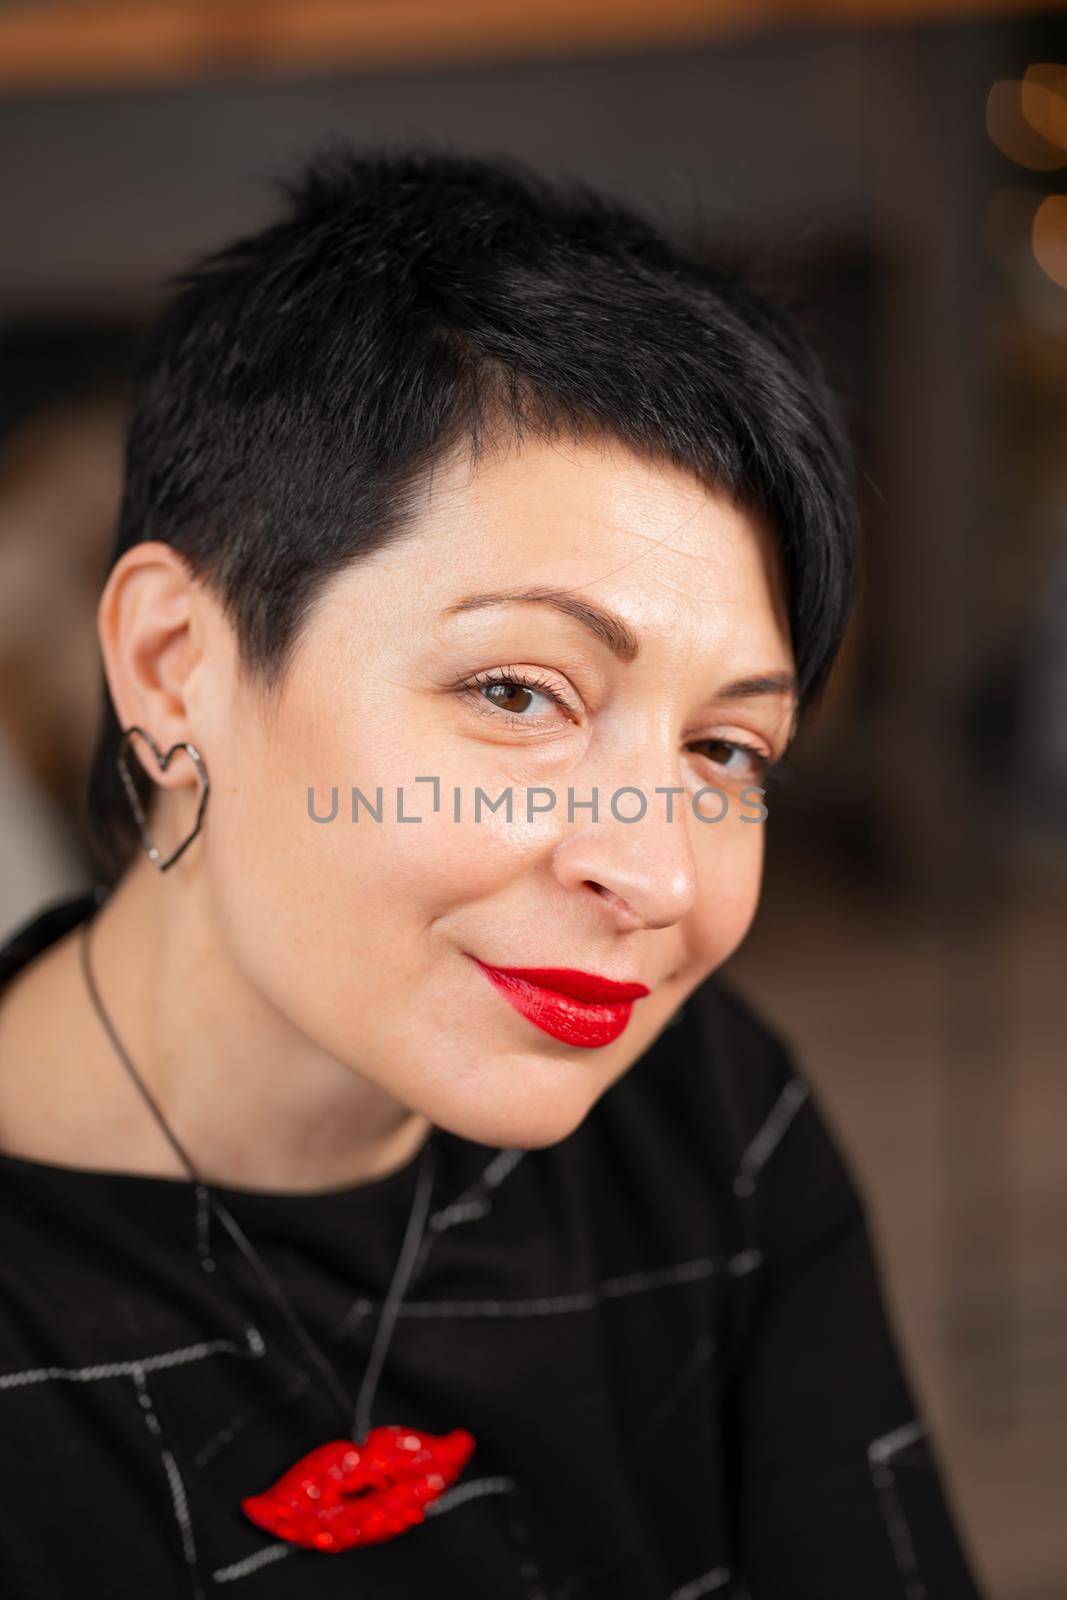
left=470, top=958, right=651, bottom=1049
left=240, top=1425, right=477, bottom=1553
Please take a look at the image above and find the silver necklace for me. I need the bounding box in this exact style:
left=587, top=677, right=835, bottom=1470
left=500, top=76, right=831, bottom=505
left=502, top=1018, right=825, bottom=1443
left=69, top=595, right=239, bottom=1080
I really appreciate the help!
left=76, top=911, right=436, bottom=1447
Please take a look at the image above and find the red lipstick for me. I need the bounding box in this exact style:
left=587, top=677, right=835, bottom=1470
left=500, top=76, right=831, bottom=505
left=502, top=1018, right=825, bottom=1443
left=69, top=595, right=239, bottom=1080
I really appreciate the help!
left=470, top=960, right=651, bottom=1049
left=241, top=1425, right=476, bottom=1553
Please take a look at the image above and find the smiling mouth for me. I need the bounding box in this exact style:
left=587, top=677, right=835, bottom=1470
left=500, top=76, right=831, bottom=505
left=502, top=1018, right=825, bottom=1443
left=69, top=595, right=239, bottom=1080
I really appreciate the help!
left=468, top=958, right=651, bottom=1049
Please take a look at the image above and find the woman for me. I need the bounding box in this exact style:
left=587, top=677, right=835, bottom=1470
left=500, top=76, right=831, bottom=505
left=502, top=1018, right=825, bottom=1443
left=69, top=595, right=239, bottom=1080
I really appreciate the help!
left=0, top=145, right=986, bottom=1598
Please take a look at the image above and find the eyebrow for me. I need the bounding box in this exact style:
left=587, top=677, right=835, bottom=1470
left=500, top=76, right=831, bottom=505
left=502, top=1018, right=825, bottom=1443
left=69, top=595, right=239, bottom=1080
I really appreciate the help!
left=441, top=585, right=798, bottom=702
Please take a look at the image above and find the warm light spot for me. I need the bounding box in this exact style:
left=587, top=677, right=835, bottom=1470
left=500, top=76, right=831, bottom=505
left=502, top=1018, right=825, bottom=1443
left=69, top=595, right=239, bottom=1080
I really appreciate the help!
left=1022, top=63, right=1067, bottom=152
left=1032, top=195, right=1067, bottom=289
left=987, top=79, right=1067, bottom=171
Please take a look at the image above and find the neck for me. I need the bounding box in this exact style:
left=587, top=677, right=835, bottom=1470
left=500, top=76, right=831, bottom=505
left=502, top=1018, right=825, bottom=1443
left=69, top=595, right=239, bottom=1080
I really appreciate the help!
left=5, top=856, right=431, bottom=1193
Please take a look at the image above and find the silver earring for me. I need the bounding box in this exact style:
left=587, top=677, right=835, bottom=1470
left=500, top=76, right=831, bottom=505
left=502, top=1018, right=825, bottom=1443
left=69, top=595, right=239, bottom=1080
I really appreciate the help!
left=116, top=725, right=210, bottom=872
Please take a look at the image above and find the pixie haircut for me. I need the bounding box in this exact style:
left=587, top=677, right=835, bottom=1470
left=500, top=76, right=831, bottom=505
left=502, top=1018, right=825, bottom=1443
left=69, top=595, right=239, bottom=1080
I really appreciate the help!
left=86, top=140, right=859, bottom=882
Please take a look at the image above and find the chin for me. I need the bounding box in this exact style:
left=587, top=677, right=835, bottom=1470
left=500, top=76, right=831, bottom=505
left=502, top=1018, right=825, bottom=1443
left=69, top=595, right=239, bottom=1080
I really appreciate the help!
left=420, top=1068, right=604, bottom=1155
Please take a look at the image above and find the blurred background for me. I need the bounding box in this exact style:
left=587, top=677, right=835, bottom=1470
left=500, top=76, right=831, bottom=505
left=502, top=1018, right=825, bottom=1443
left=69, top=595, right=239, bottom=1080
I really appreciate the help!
left=0, top=1, right=1064, bottom=1594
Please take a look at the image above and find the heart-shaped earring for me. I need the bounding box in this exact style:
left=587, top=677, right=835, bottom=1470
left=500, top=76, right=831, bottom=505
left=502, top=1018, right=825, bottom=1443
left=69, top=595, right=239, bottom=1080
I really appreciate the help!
left=115, top=725, right=210, bottom=872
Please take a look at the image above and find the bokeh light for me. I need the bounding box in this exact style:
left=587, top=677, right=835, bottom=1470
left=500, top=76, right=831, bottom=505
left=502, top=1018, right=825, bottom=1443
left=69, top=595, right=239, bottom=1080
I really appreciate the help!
left=1032, top=194, right=1067, bottom=289
left=1022, top=63, right=1067, bottom=153
left=987, top=78, right=1067, bottom=171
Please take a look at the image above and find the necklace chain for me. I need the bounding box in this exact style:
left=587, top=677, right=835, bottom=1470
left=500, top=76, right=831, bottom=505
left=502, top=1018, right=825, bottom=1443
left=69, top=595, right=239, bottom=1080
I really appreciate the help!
left=77, top=911, right=436, bottom=1445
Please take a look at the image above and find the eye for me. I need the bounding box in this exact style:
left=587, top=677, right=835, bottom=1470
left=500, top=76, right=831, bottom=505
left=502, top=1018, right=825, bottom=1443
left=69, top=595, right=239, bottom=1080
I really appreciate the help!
left=688, top=737, right=778, bottom=786
left=456, top=668, right=577, bottom=727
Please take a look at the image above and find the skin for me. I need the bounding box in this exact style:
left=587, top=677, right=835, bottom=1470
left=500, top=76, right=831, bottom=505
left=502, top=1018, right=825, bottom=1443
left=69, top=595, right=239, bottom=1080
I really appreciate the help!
left=0, top=433, right=796, bottom=1193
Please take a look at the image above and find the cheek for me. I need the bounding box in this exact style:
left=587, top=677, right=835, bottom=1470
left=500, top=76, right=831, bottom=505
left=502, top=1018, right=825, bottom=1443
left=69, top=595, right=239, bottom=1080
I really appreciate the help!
left=200, top=724, right=539, bottom=1025
left=688, top=812, right=766, bottom=968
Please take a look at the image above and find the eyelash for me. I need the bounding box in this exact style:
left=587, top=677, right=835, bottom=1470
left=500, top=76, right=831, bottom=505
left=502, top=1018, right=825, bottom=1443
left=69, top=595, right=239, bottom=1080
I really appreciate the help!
left=455, top=669, right=785, bottom=786
left=458, top=667, right=572, bottom=722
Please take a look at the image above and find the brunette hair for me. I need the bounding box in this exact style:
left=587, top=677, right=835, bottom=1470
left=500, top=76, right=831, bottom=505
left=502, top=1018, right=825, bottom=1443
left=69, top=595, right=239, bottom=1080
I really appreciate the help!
left=86, top=140, right=859, bottom=881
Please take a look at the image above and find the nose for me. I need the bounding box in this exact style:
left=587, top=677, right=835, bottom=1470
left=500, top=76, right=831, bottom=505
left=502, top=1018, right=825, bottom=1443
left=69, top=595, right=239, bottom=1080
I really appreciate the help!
left=550, top=779, right=700, bottom=933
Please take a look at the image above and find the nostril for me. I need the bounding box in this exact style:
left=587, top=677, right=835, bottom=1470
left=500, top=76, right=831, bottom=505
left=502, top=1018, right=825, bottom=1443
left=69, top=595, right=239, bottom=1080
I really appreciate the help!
left=584, top=882, right=646, bottom=930
left=586, top=882, right=625, bottom=910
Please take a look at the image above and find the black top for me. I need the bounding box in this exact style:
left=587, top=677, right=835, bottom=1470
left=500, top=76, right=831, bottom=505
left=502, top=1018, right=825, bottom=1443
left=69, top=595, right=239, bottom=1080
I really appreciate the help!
left=0, top=891, right=987, bottom=1600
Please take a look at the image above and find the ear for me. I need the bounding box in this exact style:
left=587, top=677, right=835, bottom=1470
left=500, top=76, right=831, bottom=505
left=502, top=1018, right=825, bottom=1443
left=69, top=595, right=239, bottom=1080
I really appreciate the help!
left=96, top=542, right=205, bottom=794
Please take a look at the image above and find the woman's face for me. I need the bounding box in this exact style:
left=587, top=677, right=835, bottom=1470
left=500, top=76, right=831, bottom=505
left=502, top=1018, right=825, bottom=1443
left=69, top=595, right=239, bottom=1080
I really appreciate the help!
left=191, top=435, right=796, bottom=1150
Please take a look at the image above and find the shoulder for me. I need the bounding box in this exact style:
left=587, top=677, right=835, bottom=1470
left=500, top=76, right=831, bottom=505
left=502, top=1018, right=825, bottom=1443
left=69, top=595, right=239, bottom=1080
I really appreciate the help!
left=601, top=971, right=869, bottom=1268
left=682, top=970, right=805, bottom=1165
left=607, top=970, right=807, bottom=1183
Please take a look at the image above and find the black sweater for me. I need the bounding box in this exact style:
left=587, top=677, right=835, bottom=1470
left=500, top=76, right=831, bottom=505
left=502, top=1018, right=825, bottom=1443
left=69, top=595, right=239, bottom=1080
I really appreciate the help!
left=0, top=891, right=987, bottom=1600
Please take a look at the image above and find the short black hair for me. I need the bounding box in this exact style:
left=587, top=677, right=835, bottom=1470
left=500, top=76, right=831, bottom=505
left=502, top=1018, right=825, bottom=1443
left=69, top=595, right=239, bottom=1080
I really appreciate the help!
left=86, top=139, right=859, bottom=882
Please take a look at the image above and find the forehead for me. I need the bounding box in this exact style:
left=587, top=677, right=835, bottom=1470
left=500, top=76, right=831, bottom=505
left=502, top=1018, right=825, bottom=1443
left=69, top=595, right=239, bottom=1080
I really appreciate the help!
left=393, top=434, right=793, bottom=665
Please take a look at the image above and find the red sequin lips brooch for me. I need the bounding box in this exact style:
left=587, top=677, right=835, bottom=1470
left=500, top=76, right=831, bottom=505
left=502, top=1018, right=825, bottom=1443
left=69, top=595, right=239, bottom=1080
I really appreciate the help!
left=241, top=1425, right=477, bottom=1553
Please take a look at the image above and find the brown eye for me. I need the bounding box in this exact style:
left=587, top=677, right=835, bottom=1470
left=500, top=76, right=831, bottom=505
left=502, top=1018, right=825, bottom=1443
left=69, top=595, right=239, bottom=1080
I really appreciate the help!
left=457, top=668, right=575, bottom=726
left=691, top=738, right=771, bottom=783
left=482, top=681, right=537, bottom=715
